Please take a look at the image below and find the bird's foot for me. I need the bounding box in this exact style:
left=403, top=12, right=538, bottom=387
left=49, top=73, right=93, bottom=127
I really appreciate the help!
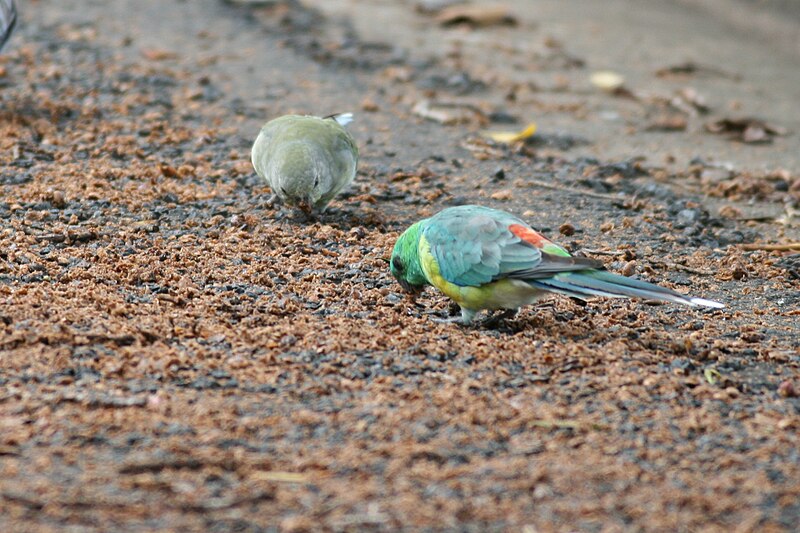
left=432, top=306, right=477, bottom=326
left=476, top=309, right=518, bottom=329
left=432, top=308, right=516, bottom=328
left=431, top=315, right=471, bottom=326
left=292, top=210, right=318, bottom=222
left=265, top=194, right=280, bottom=208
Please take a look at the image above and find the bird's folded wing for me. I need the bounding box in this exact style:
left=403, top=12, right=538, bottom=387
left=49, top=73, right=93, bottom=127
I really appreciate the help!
left=424, top=211, right=599, bottom=287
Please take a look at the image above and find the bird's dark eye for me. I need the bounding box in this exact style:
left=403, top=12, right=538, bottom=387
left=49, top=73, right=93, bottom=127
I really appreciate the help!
left=392, top=256, right=404, bottom=273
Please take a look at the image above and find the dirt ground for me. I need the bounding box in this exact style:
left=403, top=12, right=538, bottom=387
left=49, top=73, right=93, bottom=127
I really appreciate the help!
left=1, top=1, right=799, bottom=531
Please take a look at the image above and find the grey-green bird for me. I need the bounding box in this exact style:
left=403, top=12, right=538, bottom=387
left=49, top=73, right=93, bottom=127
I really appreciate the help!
left=251, top=113, right=358, bottom=214
left=1, top=0, right=16, bottom=51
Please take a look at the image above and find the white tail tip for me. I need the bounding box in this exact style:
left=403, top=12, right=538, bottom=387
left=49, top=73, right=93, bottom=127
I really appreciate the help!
left=689, top=297, right=725, bottom=309
left=330, top=112, right=354, bottom=126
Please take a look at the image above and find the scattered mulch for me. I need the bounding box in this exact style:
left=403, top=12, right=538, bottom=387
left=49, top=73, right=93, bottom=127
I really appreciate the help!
left=1, top=2, right=798, bottom=532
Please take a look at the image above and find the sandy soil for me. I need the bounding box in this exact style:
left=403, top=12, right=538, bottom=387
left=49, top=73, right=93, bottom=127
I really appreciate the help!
left=1, top=1, right=799, bottom=531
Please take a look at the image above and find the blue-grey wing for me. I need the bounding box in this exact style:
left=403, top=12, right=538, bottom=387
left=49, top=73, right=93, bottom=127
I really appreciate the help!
left=423, top=205, right=603, bottom=287
left=423, top=206, right=544, bottom=287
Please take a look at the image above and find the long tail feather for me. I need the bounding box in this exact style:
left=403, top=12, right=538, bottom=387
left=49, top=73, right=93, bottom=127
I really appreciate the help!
left=324, top=112, right=354, bottom=126
left=530, top=269, right=724, bottom=308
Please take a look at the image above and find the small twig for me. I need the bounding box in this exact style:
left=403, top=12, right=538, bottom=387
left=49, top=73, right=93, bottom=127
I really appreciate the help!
left=740, top=242, right=800, bottom=252
left=119, top=458, right=205, bottom=475
left=529, top=419, right=608, bottom=431
left=674, top=264, right=715, bottom=275
left=0, top=446, right=20, bottom=456
left=28, top=228, right=103, bottom=244
left=250, top=471, right=310, bottom=483
left=3, top=490, right=273, bottom=512
left=36, top=233, right=67, bottom=243
left=157, top=294, right=185, bottom=306
left=649, top=260, right=714, bottom=276
left=56, top=393, right=146, bottom=408
left=2, top=491, right=45, bottom=510
left=83, top=333, right=137, bottom=345
left=735, top=215, right=777, bottom=223
left=530, top=420, right=581, bottom=429
left=526, top=179, right=626, bottom=201
left=177, top=490, right=274, bottom=511
left=581, top=249, right=623, bottom=256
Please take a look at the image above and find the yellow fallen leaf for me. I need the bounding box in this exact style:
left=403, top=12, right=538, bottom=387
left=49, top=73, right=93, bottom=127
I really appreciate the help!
left=483, top=122, right=537, bottom=144
left=590, top=70, right=625, bottom=91
left=704, top=368, right=721, bottom=385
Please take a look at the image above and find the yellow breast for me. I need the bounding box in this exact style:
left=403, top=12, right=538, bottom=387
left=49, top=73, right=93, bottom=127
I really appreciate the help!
left=418, top=235, right=546, bottom=312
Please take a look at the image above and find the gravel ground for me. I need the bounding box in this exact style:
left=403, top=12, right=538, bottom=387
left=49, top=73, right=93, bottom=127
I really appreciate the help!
left=1, top=1, right=799, bottom=531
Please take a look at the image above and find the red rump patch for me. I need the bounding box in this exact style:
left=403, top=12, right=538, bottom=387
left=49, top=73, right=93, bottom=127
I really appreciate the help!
left=509, top=224, right=551, bottom=249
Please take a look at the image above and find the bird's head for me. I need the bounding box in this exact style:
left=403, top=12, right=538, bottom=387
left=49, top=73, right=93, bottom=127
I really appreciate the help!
left=390, top=221, right=428, bottom=294
left=273, top=143, right=329, bottom=213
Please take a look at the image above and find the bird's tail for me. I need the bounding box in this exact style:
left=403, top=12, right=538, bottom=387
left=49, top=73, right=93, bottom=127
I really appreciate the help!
left=324, top=112, right=354, bottom=127
left=529, top=269, right=724, bottom=308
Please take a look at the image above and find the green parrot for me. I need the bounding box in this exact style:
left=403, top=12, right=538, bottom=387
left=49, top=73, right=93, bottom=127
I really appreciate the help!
left=251, top=113, right=358, bottom=215
left=390, top=205, right=724, bottom=324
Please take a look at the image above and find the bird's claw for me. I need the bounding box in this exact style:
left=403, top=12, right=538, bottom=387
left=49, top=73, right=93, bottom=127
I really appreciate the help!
left=265, top=194, right=279, bottom=208
left=431, top=315, right=470, bottom=326
left=475, top=309, right=517, bottom=329
left=431, top=309, right=516, bottom=328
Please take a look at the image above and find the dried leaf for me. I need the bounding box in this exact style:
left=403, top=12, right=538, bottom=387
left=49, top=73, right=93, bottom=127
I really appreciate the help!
left=717, top=205, right=742, bottom=219
left=744, top=126, right=769, bottom=143
left=490, top=189, right=513, bottom=201
left=460, top=138, right=506, bottom=159
left=412, top=100, right=453, bottom=124
left=655, top=62, right=740, bottom=80
left=436, top=4, right=517, bottom=27
left=778, top=380, right=797, bottom=398
left=671, top=88, right=710, bottom=115
left=411, top=99, right=481, bottom=125
left=482, top=122, right=537, bottom=143
left=360, top=98, right=379, bottom=112
left=383, top=66, right=413, bottom=82
left=141, top=48, right=178, bottom=61
left=700, top=167, right=732, bottom=183
left=590, top=71, right=625, bottom=92
left=645, top=114, right=687, bottom=132
left=705, top=117, right=787, bottom=144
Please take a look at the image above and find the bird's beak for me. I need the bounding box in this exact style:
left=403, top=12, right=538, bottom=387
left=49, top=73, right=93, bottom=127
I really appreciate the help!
left=397, top=278, right=424, bottom=295
left=297, top=200, right=314, bottom=216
